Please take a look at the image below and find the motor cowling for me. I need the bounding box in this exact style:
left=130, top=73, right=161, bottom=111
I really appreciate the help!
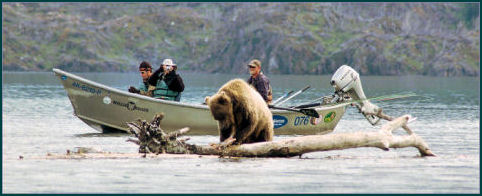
left=331, top=65, right=381, bottom=125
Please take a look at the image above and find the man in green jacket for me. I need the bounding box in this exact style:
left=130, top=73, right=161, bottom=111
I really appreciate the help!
left=147, top=58, right=185, bottom=101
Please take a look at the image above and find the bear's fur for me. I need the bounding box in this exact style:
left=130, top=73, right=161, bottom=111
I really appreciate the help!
left=205, top=79, right=274, bottom=144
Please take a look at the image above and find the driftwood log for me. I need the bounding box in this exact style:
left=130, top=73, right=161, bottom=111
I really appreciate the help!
left=126, top=113, right=435, bottom=157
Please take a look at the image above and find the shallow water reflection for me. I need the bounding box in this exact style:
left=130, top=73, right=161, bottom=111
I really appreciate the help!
left=2, top=72, right=479, bottom=193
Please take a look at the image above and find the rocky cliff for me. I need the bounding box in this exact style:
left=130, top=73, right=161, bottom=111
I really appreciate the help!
left=2, top=2, right=479, bottom=76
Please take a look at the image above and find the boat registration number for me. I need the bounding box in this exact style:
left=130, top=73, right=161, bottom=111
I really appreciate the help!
left=294, top=116, right=311, bottom=126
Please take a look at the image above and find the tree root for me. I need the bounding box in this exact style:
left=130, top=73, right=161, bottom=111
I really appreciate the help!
left=127, top=113, right=435, bottom=158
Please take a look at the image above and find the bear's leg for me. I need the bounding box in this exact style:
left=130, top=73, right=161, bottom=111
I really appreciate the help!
left=263, top=124, right=274, bottom=142
left=253, top=129, right=267, bottom=142
left=235, top=120, right=258, bottom=144
left=247, top=127, right=266, bottom=143
left=211, top=123, right=237, bottom=149
left=247, top=131, right=261, bottom=143
left=248, top=120, right=274, bottom=143
left=219, top=124, right=236, bottom=142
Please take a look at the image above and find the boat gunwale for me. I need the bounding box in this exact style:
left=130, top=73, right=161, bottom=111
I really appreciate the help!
left=53, top=68, right=211, bottom=110
left=52, top=68, right=348, bottom=113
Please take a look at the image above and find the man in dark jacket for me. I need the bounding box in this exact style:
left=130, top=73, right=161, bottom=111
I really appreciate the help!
left=147, top=58, right=185, bottom=101
left=247, top=59, right=272, bottom=104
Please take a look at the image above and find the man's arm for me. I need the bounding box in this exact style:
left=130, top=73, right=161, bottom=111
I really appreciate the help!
left=165, top=71, right=184, bottom=92
left=140, top=85, right=155, bottom=97
left=256, top=77, right=270, bottom=101
left=148, top=67, right=163, bottom=86
left=174, top=75, right=185, bottom=92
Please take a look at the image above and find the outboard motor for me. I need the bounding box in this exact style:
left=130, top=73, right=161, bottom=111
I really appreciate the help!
left=331, top=65, right=381, bottom=125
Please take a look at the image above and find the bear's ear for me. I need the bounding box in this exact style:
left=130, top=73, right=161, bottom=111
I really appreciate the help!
left=204, top=96, right=210, bottom=104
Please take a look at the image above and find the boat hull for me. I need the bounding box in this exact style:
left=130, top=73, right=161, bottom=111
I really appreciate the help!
left=53, top=69, right=347, bottom=135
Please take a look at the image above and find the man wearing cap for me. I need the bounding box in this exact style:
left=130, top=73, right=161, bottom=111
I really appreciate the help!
left=128, top=61, right=153, bottom=96
left=247, top=59, right=273, bottom=104
left=147, top=58, right=185, bottom=101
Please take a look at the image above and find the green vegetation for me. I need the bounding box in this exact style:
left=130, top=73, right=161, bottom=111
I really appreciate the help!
left=2, top=2, right=479, bottom=76
left=457, top=3, right=479, bottom=29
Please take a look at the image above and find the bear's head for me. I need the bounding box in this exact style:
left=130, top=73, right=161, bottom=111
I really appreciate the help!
left=205, top=91, right=233, bottom=121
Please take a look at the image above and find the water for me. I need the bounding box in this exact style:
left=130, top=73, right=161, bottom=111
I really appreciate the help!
left=2, top=71, right=480, bottom=193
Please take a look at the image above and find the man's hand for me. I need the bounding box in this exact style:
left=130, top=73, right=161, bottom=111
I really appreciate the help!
left=163, top=65, right=171, bottom=75
left=128, top=86, right=140, bottom=93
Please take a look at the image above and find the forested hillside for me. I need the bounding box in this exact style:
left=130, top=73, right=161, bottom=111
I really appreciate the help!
left=2, top=2, right=479, bottom=76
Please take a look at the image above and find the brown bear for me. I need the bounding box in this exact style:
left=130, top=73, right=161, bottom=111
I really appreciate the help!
left=205, top=79, right=274, bottom=145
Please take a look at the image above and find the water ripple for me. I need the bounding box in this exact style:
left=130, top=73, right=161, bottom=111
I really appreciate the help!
left=2, top=72, right=479, bottom=193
